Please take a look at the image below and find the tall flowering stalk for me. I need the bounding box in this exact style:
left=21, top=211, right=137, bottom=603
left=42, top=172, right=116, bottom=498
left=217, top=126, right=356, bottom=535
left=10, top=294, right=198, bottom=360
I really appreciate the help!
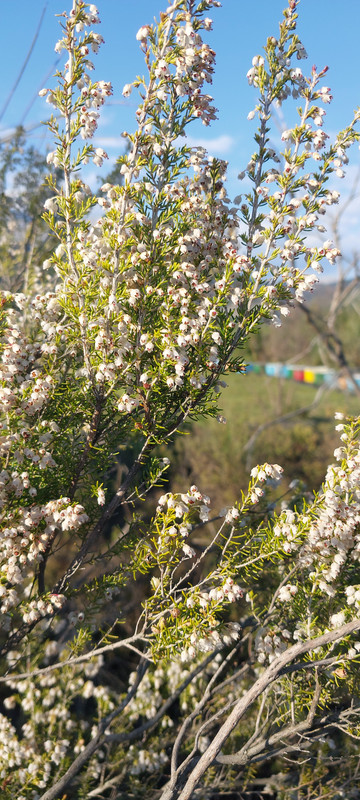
left=0, top=1, right=360, bottom=798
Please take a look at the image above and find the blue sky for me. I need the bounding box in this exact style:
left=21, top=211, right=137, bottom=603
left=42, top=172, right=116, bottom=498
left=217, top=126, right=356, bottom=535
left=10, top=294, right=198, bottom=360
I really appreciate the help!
left=1, top=0, right=360, bottom=266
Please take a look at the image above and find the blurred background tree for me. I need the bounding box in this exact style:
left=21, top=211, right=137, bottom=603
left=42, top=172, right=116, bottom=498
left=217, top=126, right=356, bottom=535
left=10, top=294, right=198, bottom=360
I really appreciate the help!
left=0, top=127, right=59, bottom=294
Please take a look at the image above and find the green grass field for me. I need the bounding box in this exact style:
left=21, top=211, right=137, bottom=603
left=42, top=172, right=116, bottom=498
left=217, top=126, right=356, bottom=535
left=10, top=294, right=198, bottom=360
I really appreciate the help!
left=171, top=373, right=360, bottom=509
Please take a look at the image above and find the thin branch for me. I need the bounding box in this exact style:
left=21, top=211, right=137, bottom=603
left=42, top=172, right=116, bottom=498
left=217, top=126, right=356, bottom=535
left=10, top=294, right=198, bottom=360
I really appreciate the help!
left=217, top=702, right=360, bottom=766
left=299, top=303, right=360, bottom=397
left=87, top=775, right=123, bottom=798
left=164, top=616, right=360, bottom=800
left=53, top=435, right=152, bottom=593
left=169, top=648, right=243, bottom=787
left=105, top=648, right=223, bottom=747
left=0, top=633, right=149, bottom=684
left=38, top=658, right=149, bottom=800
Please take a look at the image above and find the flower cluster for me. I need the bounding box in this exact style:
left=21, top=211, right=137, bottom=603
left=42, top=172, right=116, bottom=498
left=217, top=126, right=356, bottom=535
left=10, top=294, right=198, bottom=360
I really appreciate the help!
left=123, top=3, right=219, bottom=128
left=255, top=626, right=292, bottom=664
left=40, top=0, right=112, bottom=179
left=0, top=1, right=360, bottom=796
left=237, top=1, right=360, bottom=330
left=299, top=417, right=360, bottom=595
left=0, top=498, right=88, bottom=621
left=248, top=418, right=360, bottom=665
left=0, top=652, right=112, bottom=796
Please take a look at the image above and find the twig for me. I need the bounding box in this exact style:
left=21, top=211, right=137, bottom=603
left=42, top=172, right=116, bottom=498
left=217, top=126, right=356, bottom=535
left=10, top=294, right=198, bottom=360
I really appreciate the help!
left=0, top=633, right=147, bottom=684
left=163, top=616, right=360, bottom=800
left=38, top=658, right=149, bottom=800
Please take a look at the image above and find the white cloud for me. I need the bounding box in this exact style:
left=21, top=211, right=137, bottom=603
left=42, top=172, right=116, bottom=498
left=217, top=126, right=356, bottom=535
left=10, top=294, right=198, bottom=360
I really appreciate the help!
left=94, top=133, right=236, bottom=156
left=93, top=136, right=126, bottom=149
left=178, top=133, right=235, bottom=155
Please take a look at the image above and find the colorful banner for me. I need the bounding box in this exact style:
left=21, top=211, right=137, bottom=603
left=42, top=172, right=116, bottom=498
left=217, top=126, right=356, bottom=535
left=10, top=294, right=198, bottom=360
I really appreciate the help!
left=246, top=363, right=360, bottom=392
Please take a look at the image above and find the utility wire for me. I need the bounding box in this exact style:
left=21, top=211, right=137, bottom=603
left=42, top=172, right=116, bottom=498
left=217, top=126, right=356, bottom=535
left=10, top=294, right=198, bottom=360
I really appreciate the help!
left=0, top=3, right=48, bottom=124
left=20, top=56, right=61, bottom=125
left=0, top=116, right=62, bottom=146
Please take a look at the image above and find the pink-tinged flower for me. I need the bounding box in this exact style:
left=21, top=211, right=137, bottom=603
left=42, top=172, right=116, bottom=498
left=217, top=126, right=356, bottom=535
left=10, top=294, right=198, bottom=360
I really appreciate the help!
left=182, top=544, right=196, bottom=558
left=278, top=584, right=298, bottom=602
left=136, top=25, right=150, bottom=42
left=97, top=488, right=106, bottom=506
left=44, top=197, right=58, bottom=213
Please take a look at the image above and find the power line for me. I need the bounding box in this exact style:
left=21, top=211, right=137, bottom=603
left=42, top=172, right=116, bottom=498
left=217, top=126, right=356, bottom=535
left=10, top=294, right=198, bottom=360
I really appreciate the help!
left=0, top=117, right=60, bottom=146
left=0, top=3, right=48, bottom=124
left=20, top=55, right=61, bottom=125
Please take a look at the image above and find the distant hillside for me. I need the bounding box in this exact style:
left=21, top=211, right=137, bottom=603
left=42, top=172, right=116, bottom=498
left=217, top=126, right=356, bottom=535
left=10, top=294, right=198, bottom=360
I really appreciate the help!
left=309, top=279, right=360, bottom=309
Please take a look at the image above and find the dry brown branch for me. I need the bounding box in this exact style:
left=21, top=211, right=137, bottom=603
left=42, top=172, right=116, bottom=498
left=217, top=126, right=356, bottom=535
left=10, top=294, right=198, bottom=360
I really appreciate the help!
left=160, top=617, right=360, bottom=800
